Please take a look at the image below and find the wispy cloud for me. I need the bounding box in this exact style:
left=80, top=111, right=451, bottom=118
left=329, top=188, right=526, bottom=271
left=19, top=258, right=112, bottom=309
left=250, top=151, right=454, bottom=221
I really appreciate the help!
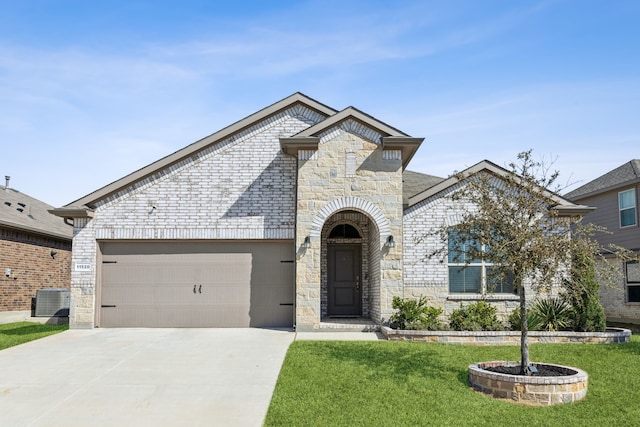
left=0, top=0, right=636, bottom=206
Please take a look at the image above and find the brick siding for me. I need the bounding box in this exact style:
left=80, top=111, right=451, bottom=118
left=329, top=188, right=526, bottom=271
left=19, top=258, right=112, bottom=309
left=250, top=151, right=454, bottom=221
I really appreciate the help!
left=0, top=227, right=71, bottom=311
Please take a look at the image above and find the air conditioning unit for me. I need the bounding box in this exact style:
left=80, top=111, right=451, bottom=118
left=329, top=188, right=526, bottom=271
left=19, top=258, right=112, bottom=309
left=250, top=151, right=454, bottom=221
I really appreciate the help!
left=35, top=288, right=70, bottom=317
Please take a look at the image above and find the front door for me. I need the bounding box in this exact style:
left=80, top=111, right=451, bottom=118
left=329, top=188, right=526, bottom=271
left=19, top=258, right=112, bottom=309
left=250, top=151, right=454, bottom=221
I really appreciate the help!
left=328, top=244, right=361, bottom=316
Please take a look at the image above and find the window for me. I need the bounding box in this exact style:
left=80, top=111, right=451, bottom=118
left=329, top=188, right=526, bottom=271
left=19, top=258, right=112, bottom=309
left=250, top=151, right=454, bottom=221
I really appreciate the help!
left=329, top=224, right=361, bottom=238
left=447, top=229, right=514, bottom=294
left=626, top=260, right=640, bottom=303
left=619, top=189, right=637, bottom=227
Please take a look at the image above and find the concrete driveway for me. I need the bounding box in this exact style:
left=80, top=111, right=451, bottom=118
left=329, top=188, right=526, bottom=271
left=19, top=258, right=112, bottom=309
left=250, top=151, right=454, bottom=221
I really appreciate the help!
left=0, top=328, right=295, bottom=427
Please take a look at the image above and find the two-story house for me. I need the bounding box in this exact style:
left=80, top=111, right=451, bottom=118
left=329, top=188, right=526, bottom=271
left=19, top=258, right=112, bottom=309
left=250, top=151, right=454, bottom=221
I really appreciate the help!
left=565, top=160, right=640, bottom=324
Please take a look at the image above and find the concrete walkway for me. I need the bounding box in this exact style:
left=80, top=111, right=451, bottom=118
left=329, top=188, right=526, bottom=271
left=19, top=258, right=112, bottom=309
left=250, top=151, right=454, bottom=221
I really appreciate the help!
left=0, top=328, right=295, bottom=427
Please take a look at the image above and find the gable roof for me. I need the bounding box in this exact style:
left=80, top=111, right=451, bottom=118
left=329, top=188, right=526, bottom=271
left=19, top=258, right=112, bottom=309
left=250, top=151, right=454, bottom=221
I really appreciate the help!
left=1, top=186, right=72, bottom=240
left=564, top=160, right=640, bottom=201
left=407, top=160, right=594, bottom=216
left=54, top=93, right=426, bottom=216
left=58, top=92, right=337, bottom=211
left=280, top=106, right=423, bottom=168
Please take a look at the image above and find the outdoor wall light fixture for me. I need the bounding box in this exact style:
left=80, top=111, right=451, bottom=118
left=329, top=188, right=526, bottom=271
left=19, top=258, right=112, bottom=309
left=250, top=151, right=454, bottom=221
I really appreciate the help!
left=303, top=236, right=311, bottom=249
left=50, top=250, right=57, bottom=259
left=386, top=235, right=395, bottom=248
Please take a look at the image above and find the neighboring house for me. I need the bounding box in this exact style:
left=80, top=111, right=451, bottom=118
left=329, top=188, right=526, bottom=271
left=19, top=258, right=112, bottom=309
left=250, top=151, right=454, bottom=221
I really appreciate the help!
left=0, top=178, right=72, bottom=323
left=51, top=93, right=586, bottom=330
left=565, top=160, right=640, bottom=324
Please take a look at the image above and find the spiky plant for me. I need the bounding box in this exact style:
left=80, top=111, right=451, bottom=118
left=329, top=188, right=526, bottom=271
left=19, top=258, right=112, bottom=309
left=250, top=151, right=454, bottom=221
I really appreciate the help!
left=531, top=297, right=572, bottom=332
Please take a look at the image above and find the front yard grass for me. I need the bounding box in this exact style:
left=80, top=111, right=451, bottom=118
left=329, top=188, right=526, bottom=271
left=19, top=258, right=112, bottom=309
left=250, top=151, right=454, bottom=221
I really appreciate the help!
left=265, top=335, right=639, bottom=426
left=0, top=321, right=68, bottom=350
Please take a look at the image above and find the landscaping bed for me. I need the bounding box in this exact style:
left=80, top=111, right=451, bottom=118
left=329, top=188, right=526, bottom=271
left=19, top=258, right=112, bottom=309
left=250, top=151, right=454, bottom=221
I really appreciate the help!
left=381, top=326, right=631, bottom=345
left=469, top=361, right=589, bottom=405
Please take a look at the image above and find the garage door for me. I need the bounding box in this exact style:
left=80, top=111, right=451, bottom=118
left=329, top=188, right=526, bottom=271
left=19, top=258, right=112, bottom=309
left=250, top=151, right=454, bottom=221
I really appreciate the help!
left=99, top=241, right=294, bottom=328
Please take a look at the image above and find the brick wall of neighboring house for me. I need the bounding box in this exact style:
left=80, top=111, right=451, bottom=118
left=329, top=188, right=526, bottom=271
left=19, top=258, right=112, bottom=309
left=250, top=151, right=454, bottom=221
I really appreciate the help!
left=0, top=227, right=71, bottom=312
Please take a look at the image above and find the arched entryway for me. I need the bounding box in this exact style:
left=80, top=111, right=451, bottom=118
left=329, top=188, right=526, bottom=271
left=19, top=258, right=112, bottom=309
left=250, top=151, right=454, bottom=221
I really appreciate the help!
left=320, top=210, right=380, bottom=320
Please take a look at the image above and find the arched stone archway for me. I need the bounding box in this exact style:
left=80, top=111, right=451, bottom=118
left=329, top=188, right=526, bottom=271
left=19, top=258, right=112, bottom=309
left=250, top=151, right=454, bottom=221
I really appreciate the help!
left=310, top=197, right=390, bottom=240
left=319, top=211, right=381, bottom=320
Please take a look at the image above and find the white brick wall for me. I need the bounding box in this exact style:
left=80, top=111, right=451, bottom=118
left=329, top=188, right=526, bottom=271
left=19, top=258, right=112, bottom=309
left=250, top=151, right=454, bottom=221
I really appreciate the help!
left=69, top=217, right=97, bottom=328
left=68, top=105, right=325, bottom=328
left=92, top=106, right=324, bottom=240
left=402, top=180, right=535, bottom=320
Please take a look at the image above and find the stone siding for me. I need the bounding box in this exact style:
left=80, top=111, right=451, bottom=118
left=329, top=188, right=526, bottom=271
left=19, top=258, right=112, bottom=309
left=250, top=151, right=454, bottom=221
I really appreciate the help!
left=381, top=326, right=632, bottom=344
left=469, top=361, right=588, bottom=405
left=0, top=227, right=71, bottom=313
left=295, top=123, right=403, bottom=330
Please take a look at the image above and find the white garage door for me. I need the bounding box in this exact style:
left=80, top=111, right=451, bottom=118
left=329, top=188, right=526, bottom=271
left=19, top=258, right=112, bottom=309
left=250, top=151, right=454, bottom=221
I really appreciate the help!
left=98, top=241, right=294, bottom=328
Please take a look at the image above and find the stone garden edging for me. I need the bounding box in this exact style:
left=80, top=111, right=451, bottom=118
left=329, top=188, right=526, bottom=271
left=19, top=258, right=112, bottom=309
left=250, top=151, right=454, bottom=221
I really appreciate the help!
left=468, top=361, right=588, bottom=405
left=380, top=326, right=631, bottom=345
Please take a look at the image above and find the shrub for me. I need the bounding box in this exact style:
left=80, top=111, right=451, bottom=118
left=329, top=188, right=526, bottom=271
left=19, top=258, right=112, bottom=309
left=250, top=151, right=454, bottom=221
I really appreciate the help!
left=508, top=307, right=542, bottom=331
left=564, top=250, right=607, bottom=332
left=389, top=296, right=442, bottom=330
left=448, top=301, right=502, bottom=331
left=530, top=297, right=572, bottom=332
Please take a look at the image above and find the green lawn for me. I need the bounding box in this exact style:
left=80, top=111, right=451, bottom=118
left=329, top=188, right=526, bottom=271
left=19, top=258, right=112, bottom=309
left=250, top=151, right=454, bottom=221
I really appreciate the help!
left=0, top=321, right=68, bottom=350
left=265, top=336, right=640, bottom=426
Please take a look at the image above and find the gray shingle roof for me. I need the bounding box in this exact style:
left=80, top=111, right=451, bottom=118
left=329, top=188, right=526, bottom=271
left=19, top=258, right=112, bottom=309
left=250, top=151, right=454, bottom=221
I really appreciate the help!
left=565, top=160, right=640, bottom=201
left=402, top=170, right=444, bottom=206
left=1, top=186, right=73, bottom=240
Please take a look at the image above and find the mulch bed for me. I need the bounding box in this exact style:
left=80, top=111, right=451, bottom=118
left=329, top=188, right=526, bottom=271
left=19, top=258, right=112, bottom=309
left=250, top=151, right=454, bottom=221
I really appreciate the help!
left=483, top=365, right=569, bottom=377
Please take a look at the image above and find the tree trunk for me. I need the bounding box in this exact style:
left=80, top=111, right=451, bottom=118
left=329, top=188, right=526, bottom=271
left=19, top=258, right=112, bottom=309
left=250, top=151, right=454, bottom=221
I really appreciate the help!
left=519, top=283, right=532, bottom=375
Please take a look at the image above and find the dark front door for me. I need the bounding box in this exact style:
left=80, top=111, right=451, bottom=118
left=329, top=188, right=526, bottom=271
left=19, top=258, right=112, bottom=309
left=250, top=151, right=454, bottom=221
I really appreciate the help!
left=328, top=244, right=361, bottom=316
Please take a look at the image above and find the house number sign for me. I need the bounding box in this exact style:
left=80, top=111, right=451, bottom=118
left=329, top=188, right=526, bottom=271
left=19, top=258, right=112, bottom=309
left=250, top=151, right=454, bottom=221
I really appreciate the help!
left=75, top=263, right=92, bottom=272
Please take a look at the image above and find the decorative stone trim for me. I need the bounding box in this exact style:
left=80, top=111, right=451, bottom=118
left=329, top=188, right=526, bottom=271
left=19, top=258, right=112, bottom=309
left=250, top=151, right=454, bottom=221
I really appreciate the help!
left=468, top=361, right=588, bottom=405
left=380, top=327, right=631, bottom=344
left=95, top=228, right=294, bottom=240
left=298, top=150, right=317, bottom=160
left=382, top=150, right=401, bottom=160
left=447, top=294, right=519, bottom=301
left=310, top=197, right=390, bottom=238
left=345, top=150, right=356, bottom=177
left=318, top=119, right=383, bottom=145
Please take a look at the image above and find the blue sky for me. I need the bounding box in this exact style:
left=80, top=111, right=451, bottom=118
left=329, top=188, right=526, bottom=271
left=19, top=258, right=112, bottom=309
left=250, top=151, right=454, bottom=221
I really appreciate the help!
left=1, top=0, right=638, bottom=206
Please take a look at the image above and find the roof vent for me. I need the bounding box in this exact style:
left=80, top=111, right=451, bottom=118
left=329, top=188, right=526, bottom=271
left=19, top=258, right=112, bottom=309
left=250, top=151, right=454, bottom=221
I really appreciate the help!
left=35, top=288, right=70, bottom=317
left=4, top=176, right=9, bottom=189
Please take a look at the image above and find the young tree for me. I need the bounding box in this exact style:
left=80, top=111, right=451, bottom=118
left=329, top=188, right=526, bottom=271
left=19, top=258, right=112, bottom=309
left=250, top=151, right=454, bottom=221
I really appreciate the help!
left=438, top=150, right=627, bottom=375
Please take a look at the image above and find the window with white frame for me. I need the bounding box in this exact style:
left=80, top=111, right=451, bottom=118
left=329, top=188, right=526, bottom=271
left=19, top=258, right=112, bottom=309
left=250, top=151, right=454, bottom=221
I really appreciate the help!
left=626, top=260, right=640, bottom=303
left=619, top=189, right=637, bottom=227
left=447, top=229, right=515, bottom=294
